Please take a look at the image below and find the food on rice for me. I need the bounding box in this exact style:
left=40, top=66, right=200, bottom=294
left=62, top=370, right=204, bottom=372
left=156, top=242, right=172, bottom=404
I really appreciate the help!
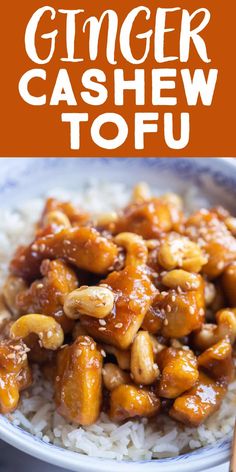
left=0, top=182, right=236, bottom=460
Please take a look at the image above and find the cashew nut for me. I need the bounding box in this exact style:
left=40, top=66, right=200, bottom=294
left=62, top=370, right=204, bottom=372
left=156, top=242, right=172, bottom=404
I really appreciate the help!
left=204, top=281, right=216, bottom=307
left=145, top=239, right=160, bottom=250
left=194, top=309, right=236, bottom=350
left=44, top=210, right=71, bottom=229
left=162, top=269, right=201, bottom=291
left=225, top=217, right=236, bottom=236
left=149, top=334, right=165, bottom=356
left=0, top=295, right=11, bottom=330
left=10, top=314, right=64, bottom=350
left=161, top=193, right=183, bottom=212
left=2, top=275, right=28, bottom=317
left=131, top=331, right=159, bottom=385
left=103, top=344, right=131, bottom=370
left=64, top=286, right=115, bottom=319
left=132, top=182, right=151, bottom=203
left=95, top=211, right=118, bottom=227
left=158, top=234, right=207, bottom=273
left=102, top=363, right=131, bottom=391
left=114, top=232, right=148, bottom=266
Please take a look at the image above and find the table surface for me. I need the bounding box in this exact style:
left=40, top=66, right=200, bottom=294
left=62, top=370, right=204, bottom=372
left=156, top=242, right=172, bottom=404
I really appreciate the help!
left=0, top=440, right=230, bottom=472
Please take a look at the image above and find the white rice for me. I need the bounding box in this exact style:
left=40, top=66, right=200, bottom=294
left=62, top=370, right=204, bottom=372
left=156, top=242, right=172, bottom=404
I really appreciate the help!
left=0, top=181, right=235, bottom=460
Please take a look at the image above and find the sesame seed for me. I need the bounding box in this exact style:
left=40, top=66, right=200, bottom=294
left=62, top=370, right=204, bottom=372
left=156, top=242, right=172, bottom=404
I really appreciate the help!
left=101, top=349, right=106, bottom=357
left=163, top=319, right=168, bottom=326
left=37, top=283, right=44, bottom=289
left=115, top=323, right=123, bottom=329
left=189, top=306, right=195, bottom=315
left=98, top=327, right=106, bottom=331
left=99, top=319, right=106, bottom=326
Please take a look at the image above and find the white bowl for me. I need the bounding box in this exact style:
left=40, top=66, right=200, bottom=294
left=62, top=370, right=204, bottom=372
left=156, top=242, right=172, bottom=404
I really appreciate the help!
left=0, top=157, right=235, bottom=472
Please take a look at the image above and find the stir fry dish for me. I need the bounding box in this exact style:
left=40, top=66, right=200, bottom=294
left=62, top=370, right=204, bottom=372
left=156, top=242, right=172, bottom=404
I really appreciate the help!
left=1, top=184, right=236, bottom=429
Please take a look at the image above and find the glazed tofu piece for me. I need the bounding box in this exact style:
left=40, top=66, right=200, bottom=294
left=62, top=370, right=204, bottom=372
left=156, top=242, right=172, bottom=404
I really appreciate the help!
left=170, top=372, right=226, bottom=427
left=160, top=290, right=204, bottom=338
left=114, top=198, right=181, bottom=239
left=141, top=302, right=164, bottom=334
left=153, top=273, right=205, bottom=338
left=55, top=336, right=102, bottom=426
left=80, top=265, right=157, bottom=349
left=10, top=227, right=119, bottom=280
left=16, top=259, right=78, bottom=333
left=109, top=384, right=160, bottom=422
left=221, top=263, right=236, bottom=306
left=157, top=347, right=199, bottom=398
left=0, top=339, right=32, bottom=413
left=186, top=210, right=236, bottom=279
left=198, top=339, right=234, bottom=382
